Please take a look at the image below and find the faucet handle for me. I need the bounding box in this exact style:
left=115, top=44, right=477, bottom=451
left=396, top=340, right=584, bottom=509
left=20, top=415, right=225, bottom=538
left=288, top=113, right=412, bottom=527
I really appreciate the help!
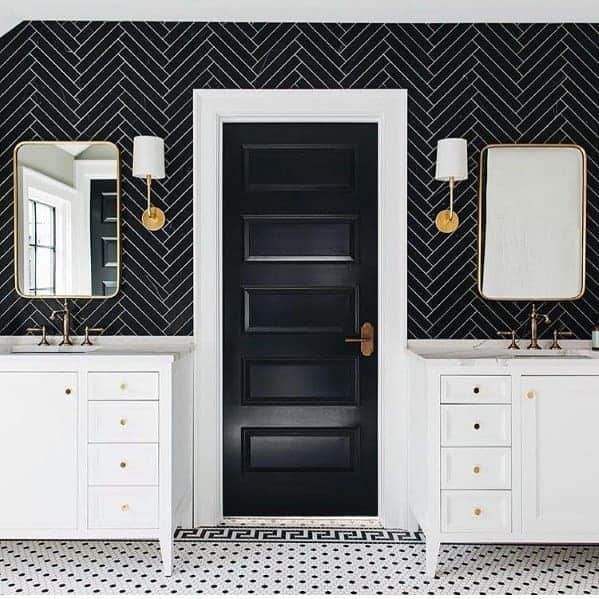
left=550, top=328, right=575, bottom=350
left=26, top=325, right=50, bottom=346
left=82, top=326, right=104, bottom=346
left=497, top=330, right=520, bottom=350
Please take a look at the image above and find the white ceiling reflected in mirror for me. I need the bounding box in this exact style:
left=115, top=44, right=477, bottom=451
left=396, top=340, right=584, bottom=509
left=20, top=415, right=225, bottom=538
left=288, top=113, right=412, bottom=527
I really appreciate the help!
left=478, top=144, right=586, bottom=301
left=14, top=141, right=120, bottom=299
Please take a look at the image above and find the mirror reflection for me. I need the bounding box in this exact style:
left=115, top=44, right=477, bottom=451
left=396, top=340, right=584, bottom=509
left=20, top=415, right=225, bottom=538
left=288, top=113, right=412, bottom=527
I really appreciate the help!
left=14, top=142, right=120, bottom=298
left=478, top=144, right=586, bottom=301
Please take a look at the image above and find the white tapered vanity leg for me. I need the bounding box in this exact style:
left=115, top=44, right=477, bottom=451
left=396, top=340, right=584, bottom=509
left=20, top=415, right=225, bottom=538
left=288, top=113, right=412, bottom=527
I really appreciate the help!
left=425, top=536, right=440, bottom=578
left=160, top=535, right=173, bottom=576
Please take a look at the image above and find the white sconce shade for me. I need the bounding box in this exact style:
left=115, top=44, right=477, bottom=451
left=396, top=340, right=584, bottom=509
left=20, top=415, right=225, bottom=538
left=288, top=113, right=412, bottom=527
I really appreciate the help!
left=435, top=138, right=468, bottom=181
left=132, top=136, right=165, bottom=179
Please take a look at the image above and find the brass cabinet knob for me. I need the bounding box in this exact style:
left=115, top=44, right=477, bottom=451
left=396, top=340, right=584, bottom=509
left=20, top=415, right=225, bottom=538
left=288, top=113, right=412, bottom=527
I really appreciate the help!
left=119, top=418, right=127, bottom=426
left=473, top=507, right=482, bottom=516
left=120, top=383, right=127, bottom=391
left=526, top=390, right=536, bottom=400
left=473, top=465, right=481, bottom=474
left=120, top=461, right=127, bottom=469
left=473, top=422, right=481, bottom=430
left=473, top=386, right=480, bottom=395
left=121, top=504, right=129, bottom=512
left=65, top=388, right=72, bottom=395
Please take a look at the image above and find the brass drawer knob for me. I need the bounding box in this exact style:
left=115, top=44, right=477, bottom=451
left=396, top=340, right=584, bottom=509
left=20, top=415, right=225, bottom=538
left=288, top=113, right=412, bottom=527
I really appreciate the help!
left=120, top=461, right=127, bottom=469
left=473, top=465, right=481, bottom=474
left=473, top=422, right=481, bottom=430
left=120, top=383, right=127, bottom=391
left=65, top=388, right=72, bottom=395
left=526, top=390, right=536, bottom=400
left=121, top=504, right=129, bottom=512
left=119, top=418, right=127, bottom=426
left=473, top=386, right=480, bottom=394
left=473, top=507, right=482, bottom=517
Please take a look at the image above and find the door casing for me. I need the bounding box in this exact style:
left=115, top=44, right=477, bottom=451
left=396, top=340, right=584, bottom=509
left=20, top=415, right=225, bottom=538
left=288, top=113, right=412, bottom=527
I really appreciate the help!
left=193, top=89, right=408, bottom=527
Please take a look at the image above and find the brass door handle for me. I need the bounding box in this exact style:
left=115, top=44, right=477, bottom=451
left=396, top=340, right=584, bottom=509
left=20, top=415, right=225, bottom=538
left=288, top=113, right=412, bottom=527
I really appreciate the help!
left=345, top=322, right=375, bottom=357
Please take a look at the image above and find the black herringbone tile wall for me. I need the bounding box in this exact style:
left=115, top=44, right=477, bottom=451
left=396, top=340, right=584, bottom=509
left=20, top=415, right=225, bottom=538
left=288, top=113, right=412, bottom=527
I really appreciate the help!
left=0, top=22, right=598, bottom=337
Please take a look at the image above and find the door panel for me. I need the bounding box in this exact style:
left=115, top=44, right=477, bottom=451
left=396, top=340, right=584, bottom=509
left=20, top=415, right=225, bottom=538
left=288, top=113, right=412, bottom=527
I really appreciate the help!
left=522, top=376, right=599, bottom=533
left=90, top=179, right=118, bottom=296
left=223, top=123, right=378, bottom=516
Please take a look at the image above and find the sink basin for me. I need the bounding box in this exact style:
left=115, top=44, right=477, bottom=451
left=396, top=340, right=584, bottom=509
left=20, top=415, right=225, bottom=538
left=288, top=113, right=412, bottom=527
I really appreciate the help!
left=425, top=348, right=595, bottom=360
left=10, top=345, right=99, bottom=354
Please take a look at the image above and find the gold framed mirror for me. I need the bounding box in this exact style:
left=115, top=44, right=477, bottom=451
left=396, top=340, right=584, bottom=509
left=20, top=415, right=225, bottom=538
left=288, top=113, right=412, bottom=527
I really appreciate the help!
left=478, top=144, right=586, bottom=301
left=13, top=141, right=121, bottom=299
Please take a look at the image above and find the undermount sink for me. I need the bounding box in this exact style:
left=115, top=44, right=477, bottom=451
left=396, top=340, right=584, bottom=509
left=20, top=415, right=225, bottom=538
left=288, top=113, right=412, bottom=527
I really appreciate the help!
left=427, top=348, right=595, bottom=360
left=10, top=345, right=99, bottom=354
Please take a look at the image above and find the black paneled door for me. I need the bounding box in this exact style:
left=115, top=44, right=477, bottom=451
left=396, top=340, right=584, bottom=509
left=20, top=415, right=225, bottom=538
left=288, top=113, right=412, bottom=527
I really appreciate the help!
left=223, top=123, right=378, bottom=516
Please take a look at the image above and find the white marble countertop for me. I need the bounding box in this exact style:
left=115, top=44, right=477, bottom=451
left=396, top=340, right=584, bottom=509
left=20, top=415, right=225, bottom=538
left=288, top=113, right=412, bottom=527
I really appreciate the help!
left=407, top=339, right=598, bottom=361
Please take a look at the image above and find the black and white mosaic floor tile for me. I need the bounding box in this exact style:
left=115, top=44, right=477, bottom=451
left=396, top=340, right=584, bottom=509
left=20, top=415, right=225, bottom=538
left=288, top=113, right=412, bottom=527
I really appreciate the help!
left=1, top=531, right=598, bottom=595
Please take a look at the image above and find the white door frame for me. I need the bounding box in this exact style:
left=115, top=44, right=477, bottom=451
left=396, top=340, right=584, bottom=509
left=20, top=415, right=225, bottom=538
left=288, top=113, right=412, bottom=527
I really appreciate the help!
left=193, top=89, right=409, bottom=528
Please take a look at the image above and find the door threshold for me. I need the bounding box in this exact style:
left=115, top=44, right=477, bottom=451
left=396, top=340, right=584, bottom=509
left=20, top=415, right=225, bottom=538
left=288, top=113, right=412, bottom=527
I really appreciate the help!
left=222, top=517, right=382, bottom=528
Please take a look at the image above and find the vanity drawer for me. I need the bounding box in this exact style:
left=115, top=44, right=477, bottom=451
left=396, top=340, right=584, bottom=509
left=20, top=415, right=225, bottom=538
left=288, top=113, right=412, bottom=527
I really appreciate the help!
left=441, top=376, right=511, bottom=404
left=441, top=447, right=511, bottom=490
left=441, top=405, right=511, bottom=446
left=441, top=490, right=511, bottom=533
left=88, top=372, right=159, bottom=401
left=88, top=444, right=158, bottom=486
left=88, top=486, right=158, bottom=529
left=88, top=402, right=158, bottom=443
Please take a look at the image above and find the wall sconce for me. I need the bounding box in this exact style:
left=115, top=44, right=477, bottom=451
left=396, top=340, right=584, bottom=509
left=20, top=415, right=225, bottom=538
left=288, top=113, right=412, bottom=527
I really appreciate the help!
left=132, top=135, right=166, bottom=231
left=434, top=138, right=468, bottom=234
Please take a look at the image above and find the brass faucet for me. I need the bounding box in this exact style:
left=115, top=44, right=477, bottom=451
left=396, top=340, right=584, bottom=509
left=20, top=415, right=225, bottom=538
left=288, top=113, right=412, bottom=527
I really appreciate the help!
left=50, top=299, right=73, bottom=346
left=528, top=303, right=550, bottom=350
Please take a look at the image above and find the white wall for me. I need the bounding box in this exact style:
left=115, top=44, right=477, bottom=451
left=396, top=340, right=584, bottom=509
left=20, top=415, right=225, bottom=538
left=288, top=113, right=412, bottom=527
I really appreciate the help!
left=2, top=0, right=599, bottom=37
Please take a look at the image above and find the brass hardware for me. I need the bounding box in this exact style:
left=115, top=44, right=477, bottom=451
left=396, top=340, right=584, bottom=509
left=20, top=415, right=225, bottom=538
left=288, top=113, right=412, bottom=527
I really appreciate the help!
left=65, top=388, right=72, bottom=395
left=344, top=322, right=375, bottom=357
left=473, top=507, right=482, bottom=516
left=436, top=176, right=460, bottom=234
left=141, top=174, right=166, bottom=231
left=550, top=328, right=575, bottom=350
left=497, top=330, right=520, bottom=350
left=120, top=461, right=127, bottom=469
left=527, top=304, right=550, bottom=350
left=50, top=299, right=73, bottom=346
left=119, top=418, right=127, bottom=426
left=473, top=465, right=481, bottom=474
left=121, top=504, right=129, bottom=512
left=526, top=390, right=536, bottom=400
left=473, top=422, right=480, bottom=430
left=473, top=386, right=480, bottom=394
left=13, top=141, right=121, bottom=300
left=120, top=383, right=127, bottom=391
left=478, top=143, right=587, bottom=302
left=26, top=325, right=50, bottom=346
left=82, top=326, right=105, bottom=346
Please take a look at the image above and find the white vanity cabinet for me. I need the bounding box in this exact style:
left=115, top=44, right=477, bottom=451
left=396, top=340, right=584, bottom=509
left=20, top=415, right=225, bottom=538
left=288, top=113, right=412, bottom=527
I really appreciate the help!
left=0, top=352, right=184, bottom=576
left=408, top=348, right=599, bottom=577
left=521, top=376, right=599, bottom=534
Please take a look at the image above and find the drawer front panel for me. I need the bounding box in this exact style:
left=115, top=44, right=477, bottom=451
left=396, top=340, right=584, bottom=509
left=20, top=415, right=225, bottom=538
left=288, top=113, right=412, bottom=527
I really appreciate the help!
left=88, top=372, right=159, bottom=401
left=88, top=444, right=158, bottom=486
left=442, top=490, right=511, bottom=533
left=88, top=486, right=158, bottom=529
left=441, top=376, right=511, bottom=404
left=441, top=447, right=511, bottom=490
left=88, top=402, right=158, bottom=443
left=441, top=405, right=511, bottom=447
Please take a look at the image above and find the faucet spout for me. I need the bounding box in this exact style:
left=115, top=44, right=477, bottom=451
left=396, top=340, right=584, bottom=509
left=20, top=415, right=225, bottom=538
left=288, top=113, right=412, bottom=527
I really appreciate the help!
left=527, top=303, right=550, bottom=350
left=50, top=299, right=73, bottom=346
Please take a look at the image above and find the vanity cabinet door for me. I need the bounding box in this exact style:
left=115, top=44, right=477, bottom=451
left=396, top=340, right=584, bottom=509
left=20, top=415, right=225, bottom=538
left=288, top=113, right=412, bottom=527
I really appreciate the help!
left=0, top=372, right=78, bottom=530
left=522, top=376, right=599, bottom=534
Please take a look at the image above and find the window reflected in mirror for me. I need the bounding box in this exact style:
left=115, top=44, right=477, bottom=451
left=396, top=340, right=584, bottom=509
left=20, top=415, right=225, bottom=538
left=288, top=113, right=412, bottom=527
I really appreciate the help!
left=14, top=142, right=120, bottom=298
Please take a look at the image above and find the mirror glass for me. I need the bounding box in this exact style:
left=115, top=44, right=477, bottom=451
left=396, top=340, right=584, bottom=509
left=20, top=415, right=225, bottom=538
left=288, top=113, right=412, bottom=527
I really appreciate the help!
left=478, top=144, right=586, bottom=301
left=14, top=142, right=120, bottom=298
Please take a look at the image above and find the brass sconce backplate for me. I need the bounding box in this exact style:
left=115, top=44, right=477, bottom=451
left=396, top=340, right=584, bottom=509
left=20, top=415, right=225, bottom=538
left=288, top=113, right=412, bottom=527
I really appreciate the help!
left=435, top=209, right=459, bottom=234
left=142, top=206, right=166, bottom=231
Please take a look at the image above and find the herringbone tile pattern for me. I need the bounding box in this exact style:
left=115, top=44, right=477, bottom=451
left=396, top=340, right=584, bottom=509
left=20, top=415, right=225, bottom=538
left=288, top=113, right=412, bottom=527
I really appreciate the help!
left=0, top=22, right=597, bottom=336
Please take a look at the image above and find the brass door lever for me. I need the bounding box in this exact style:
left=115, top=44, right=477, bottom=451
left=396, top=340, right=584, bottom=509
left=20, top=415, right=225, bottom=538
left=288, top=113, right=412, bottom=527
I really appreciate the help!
left=345, top=322, right=375, bottom=357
